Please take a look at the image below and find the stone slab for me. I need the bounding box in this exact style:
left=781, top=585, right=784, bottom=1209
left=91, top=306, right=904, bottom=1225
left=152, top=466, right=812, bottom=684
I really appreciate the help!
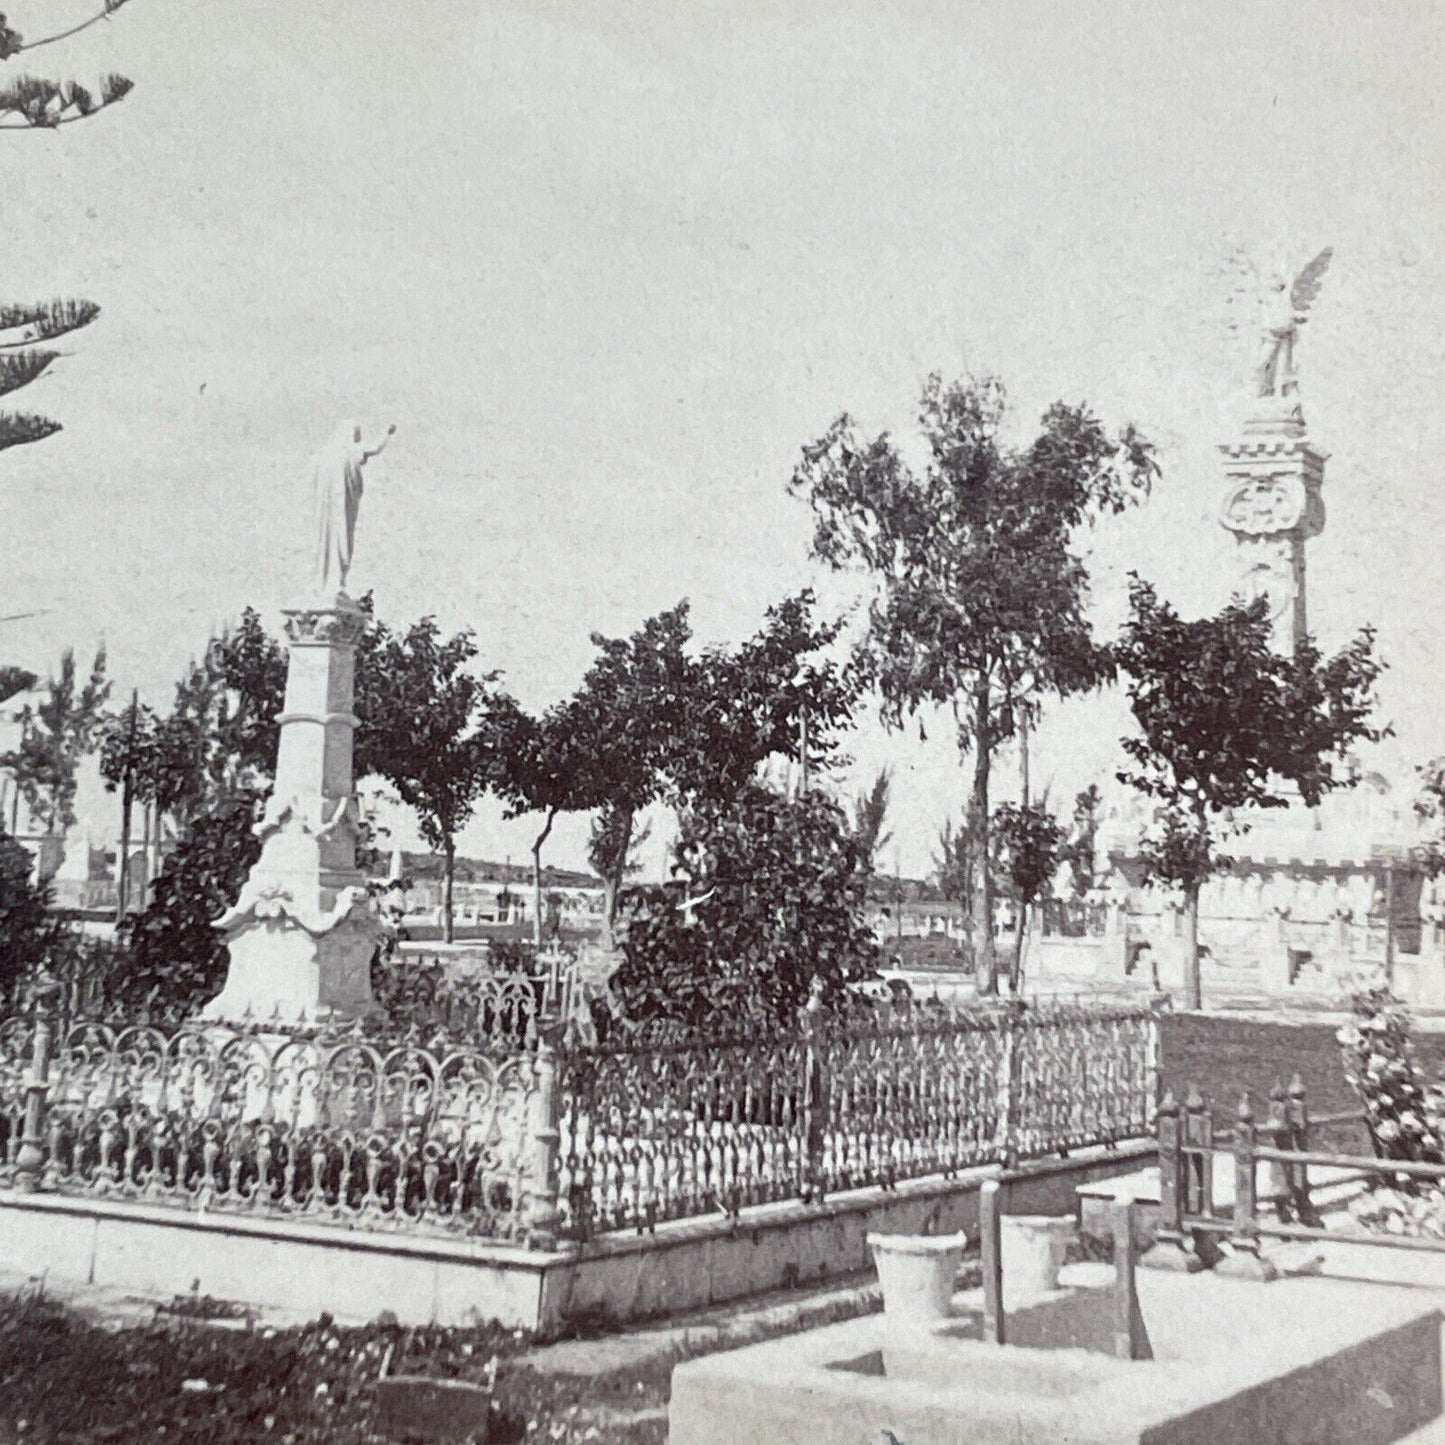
left=669, top=1270, right=1443, bottom=1445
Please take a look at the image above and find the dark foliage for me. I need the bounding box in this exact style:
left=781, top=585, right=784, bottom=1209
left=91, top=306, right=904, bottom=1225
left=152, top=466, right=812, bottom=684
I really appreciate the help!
left=114, top=793, right=263, bottom=1019
left=611, top=782, right=879, bottom=1033
left=0, top=827, right=54, bottom=1003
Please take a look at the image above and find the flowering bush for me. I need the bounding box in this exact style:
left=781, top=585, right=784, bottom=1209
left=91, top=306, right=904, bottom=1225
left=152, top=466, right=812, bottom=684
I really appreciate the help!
left=1336, top=985, right=1445, bottom=1163
left=1349, top=1183, right=1445, bottom=1240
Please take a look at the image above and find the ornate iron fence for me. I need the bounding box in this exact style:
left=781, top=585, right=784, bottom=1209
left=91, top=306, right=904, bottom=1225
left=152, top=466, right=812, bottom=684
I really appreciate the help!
left=0, top=979, right=1155, bottom=1248
left=0, top=997, right=556, bottom=1243
left=558, top=999, right=1157, bottom=1240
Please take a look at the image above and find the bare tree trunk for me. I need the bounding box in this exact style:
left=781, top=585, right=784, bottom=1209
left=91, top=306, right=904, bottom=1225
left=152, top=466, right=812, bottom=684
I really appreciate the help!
left=116, top=783, right=133, bottom=924
left=1183, top=882, right=1201, bottom=1011
left=115, top=690, right=139, bottom=924
left=971, top=689, right=997, bottom=994
left=1010, top=900, right=1027, bottom=994
left=1020, top=716, right=1031, bottom=809
left=602, top=804, right=635, bottom=949
left=442, top=839, right=456, bottom=945
left=138, top=802, right=152, bottom=910
left=532, top=807, right=558, bottom=951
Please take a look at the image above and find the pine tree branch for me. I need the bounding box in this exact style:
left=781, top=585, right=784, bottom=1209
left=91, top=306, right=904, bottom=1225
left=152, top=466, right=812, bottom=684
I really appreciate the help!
left=3, top=0, right=131, bottom=56
left=0, top=349, right=56, bottom=398
left=0, top=411, right=61, bottom=452
left=0, top=72, right=132, bottom=128
left=0, top=299, right=100, bottom=349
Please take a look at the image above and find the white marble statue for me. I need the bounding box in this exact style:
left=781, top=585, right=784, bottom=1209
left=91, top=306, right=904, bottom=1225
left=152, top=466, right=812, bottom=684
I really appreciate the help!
left=1252, top=247, right=1332, bottom=400
left=311, top=420, right=396, bottom=593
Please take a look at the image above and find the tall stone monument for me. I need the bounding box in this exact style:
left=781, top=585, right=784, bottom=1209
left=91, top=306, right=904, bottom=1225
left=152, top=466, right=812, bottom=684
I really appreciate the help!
left=204, top=421, right=394, bottom=1023
left=1218, top=247, right=1333, bottom=657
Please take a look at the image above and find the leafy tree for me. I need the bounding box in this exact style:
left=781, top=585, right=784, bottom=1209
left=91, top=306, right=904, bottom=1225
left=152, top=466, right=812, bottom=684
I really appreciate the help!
left=850, top=768, right=892, bottom=877
left=356, top=615, right=515, bottom=943
left=498, top=698, right=612, bottom=947
left=790, top=372, right=1155, bottom=992
left=542, top=603, right=693, bottom=934
left=674, top=591, right=857, bottom=809
left=1114, top=575, right=1386, bottom=1008
left=932, top=814, right=977, bottom=915
left=1411, top=761, right=1445, bottom=883
left=502, top=591, right=854, bottom=944
left=1, top=644, right=109, bottom=834
left=992, top=801, right=1067, bottom=992
left=586, top=802, right=650, bottom=899
left=0, top=2, right=136, bottom=452
left=1064, top=784, right=1102, bottom=898
left=97, top=691, right=151, bottom=920
left=203, top=607, right=289, bottom=796
left=611, top=782, right=878, bottom=1033
left=160, top=607, right=287, bottom=821
left=0, top=824, right=56, bottom=1002
left=115, top=792, right=263, bottom=1019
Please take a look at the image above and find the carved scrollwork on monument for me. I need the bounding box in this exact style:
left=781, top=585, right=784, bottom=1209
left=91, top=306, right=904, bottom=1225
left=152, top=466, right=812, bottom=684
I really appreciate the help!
left=283, top=605, right=367, bottom=647
left=1233, top=535, right=1295, bottom=622
left=1219, top=473, right=1305, bottom=537
left=254, top=794, right=361, bottom=849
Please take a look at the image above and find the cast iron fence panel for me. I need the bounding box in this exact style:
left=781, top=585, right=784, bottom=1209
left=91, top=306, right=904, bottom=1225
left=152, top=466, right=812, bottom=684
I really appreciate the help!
left=0, top=1013, right=543, bottom=1240
left=1, top=990, right=1156, bottom=1247
left=557, top=1000, right=1156, bottom=1239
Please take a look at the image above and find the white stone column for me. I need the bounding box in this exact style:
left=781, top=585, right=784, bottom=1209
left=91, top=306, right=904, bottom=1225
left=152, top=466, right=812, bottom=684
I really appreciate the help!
left=1218, top=411, right=1326, bottom=659
left=204, top=592, right=381, bottom=1023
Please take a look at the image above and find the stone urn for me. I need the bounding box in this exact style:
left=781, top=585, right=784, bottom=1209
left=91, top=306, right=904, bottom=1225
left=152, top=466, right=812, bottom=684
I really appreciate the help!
left=867, top=1231, right=969, bottom=1323
left=1000, top=1215, right=1074, bottom=1305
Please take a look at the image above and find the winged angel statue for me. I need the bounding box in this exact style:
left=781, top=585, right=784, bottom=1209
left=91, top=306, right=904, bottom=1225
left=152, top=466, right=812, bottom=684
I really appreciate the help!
left=1249, top=246, right=1333, bottom=400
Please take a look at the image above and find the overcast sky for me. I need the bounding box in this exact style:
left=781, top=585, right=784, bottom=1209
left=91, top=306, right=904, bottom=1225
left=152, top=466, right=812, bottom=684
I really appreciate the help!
left=5, top=0, right=1445, bottom=875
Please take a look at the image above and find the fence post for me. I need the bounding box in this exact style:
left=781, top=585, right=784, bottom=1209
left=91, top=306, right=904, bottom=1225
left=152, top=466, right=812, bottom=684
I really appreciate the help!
left=1109, top=1200, right=1152, bottom=1360
left=522, top=1019, right=565, bottom=1248
left=994, top=999, right=1025, bottom=1170
left=1265, top=1080, right=1290, bottom=1219
left=14, top=965, right=61, bottom=1195
left=1286, top=1073, right=1322, bottom=1228
left=1140, top=1089, right=1204, bottom=1272
left=799, top=999, right=826, bottom=1205
left=979, top=1177, right=1006, bottom=1345
left=1216, top=1092, right=1278, bottom=1281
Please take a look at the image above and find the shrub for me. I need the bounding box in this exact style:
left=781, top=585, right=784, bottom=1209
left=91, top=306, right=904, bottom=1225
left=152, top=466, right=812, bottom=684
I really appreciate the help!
left=1336, top=984, right=1445, bottom=1164
left=112, top=793, right=263, bottom=1021
left=0, top=827, right=57, bottom=1005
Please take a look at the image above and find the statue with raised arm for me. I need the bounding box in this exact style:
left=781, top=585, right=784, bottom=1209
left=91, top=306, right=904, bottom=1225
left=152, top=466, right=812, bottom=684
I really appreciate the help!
left=1253, top=247, right=1333, bottom=400
left=311, top=420, right=396, bottom=594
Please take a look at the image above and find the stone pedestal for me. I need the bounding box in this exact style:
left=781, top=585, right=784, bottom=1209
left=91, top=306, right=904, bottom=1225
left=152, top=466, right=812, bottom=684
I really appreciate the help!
left=999, top=1215, right=1073, bottom=1307
left=1218, top=411, right=1326, bottom=659
left=204, top=593, right=381, bottom=1024
left=867, top=1232, right=968, bottom=1324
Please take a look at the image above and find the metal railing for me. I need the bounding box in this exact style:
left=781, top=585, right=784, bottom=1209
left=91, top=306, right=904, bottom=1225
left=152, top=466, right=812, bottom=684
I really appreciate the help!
left=0, top=977, right=1157, bottom=1250
left=558, top=999, right=1157, bottom=1240
left=0, top=973, right=563, bottom=1245
left=1150, top=1079, right=1445, bottom=1275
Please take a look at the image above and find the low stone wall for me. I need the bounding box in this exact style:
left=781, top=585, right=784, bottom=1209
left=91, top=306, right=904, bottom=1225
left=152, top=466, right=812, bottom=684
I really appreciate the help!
left=0, top=1142, right=1153, bottom=1331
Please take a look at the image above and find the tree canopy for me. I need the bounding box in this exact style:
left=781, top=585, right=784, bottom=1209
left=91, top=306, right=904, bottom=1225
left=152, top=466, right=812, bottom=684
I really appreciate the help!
left=1114, top=574, right=1386, bottom=1006
left=790, top=372, right=1156, bottom=990
left=1, top=644, right=109, bottom=834
left=611, top=781, right=878, bottom=1034
left=356, top=614, right=517, bottom=942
